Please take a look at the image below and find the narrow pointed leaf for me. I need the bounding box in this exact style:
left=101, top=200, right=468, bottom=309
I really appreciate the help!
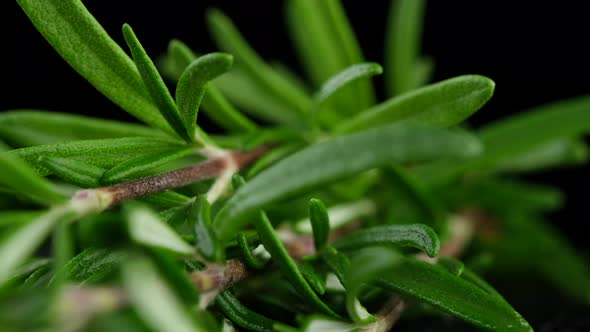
left=124, top=204, right=194, bottom=256
left=385, top=0, right=428, bottom=95
left=376, top=257, right=531, bottom=331
left=237, top=232, right=267, bottom=269
left=438, top=257, right=465, bottom=277
left=121, top=256, right=206, bottom=332
left=16, top=0, right=171, bottom=132
left=216, top=290, right=279, bottom=332
left=122, top=24, right=190, bottom=142
left=336, top=75, right=495, bottom=133
left=254, top=211, right=337, bottom=316
left=51, top=221, right=74, bottom=286
left=207, top=9, right=311, bottom=117
left=308, top=198, right=330, bottom=251
left=215, top=124, right=482, bottom=240
left=9, top=137, right=185, bottom=176
left=300, top=261, right=326, bottom=295
left=189, top=197, right=224, bottom=262
left=176, top=53, right=234, bottom=137
left=58, top=248, right=126, bottom=284
left=140, top=191, right=192, bottom=208
left=314, top=63, right=382, bottom=106
left=101, top=146, right=195, bottom=184
left=38, top=157, right=104, bottom=188
left=0, top=211, right=42, bottom=229
left=294, top=200, right=376, bottom=234
left=0, top=111, right=165, bottom=147
left=0, top=152, right=66, bottom=205
left=332, top=224, right=440, bottom=258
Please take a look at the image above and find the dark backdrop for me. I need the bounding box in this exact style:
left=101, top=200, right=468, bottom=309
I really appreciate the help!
left=1, top=1, right=588, bottom=248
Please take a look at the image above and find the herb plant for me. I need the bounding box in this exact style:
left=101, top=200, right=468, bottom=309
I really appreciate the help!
left=1, top=0, right=589, bottom=331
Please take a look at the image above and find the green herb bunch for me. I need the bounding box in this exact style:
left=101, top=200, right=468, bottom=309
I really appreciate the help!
left=1, top=1, right=589, bottom=331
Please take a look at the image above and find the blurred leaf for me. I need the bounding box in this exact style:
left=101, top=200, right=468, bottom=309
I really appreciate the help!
left=300, top=261, right=326, bottom=295
left=332, top=224, right=440, bottom=258
left=215, top=124, right=482, bottom=240
left=140, top=191, right=192, bottom=209
left=51, top=221, right=74, bottom=286
left=437, top=257, right=465, bottom=277
left=150, top=250, right=200, bottom=305
left=125, top=203, right=194, bottom=256
left=0, top=211, right=42, bottom=229
left=0, top=111, right=165, bottom=148
left=300, top=315, right=357, bottom=332
left=10, top=137, right=185, bottom=176
left=16, top=0, right=172, bottom=133
left=57, top=248, right=126, bottom=284
left=38, top=157, right=104, bottom=188
left=189, top=197, right=224, bottom=262
left=101, top=146, right=195, bottom=184
left=385, top=0, right=428, bottom=95
left=0, top=152, right=65, bottom=205
left=207, top=9, right=311, bottom=118
left=237, top=232, right=267, bottom=269
left=122, top=24, right=190, bottom=141
left=121, top=255, right=206, bottom=332
left=309, top=198, right=330, bottom=251
left=377, top=256, right=531, bottom=331
left=216, top=290, right=280, bottom=332
left=254, top=211, right=337, bottom=316
left=314, top=63, right=382, bottom=108
left=246, top=143, right=301, bottom=178
left=336, top=75, right=495, bottom=134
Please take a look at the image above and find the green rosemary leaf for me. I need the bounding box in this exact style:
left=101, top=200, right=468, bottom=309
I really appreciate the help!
left=121, top=255, right=206, bottom=332
left=237, top=232, right=267, bottom=269
left=149, top=250, right=199, bottom=305
left=207, top=9, right=311, bottom=118
left=216, top=290, right=280, bottom=332
left=140, top=191, right=192, bottom=209
left=308, top=198, right=330, bottom=251
left=332, top=224, right=440, bottom=258
left=215, top=124, right=482, bottom=240
left=314, top=63, right=383, bottom=107
left=335, top=75, right=495, bottom=134
left=494, top=138, right=588, bottom=173
left=385, top=0, right=428, bottom=95
left=459, top=265, right=506, bottom=301
left=0, top=111, right=165, bottom=148
left=437, top=257, right=465, bottom=277
left=0, top=211, right=42, bottom=229
left=122, top=24, right=190, bottom=142
left=0, top=205, right=78, bottom=285
left=189, top=197, right=224, bottom=262
left=176, top=52, right=234, bottom=137
left=57, top=248, right=126, bottom=284
left=51, top=221, right=74, bottom=286
left=300, top=261, right=326, bottom=295
left=294, top=200, right=376, bottom=234
left=101, top=146, right=195, bottom=184
left=124, top=203, right=194, bottom=256
left=0, top=258, right=51, bottom=292
left=376, top=257, right=531, bottom=331
left=321, top=246, right=350, bottom=285
left=285, top=0, right=374, bottom=114
left=253, top=211, right=338, bottom=316
left=346, top=247, right=403, bottom=323
left=9, top=137, right=185, bottom=176
left=16, top=0, right=172, bottom=133
left=0, top=152, right=66, bottom=205
left=38, top=157, right=104, bottom=188
left=246, top=143, right=301, bottom=178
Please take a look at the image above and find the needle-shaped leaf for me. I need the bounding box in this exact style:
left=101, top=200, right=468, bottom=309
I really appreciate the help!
left=0, top=211, right=42, bottom=229
left=121, top=255, right=206, bottom=332
left=246, top=143, right=301, bottom=178
left=214, top=124, right=482, bottom=240
left=0, top=111, right=165, bottom=148
left=314, top=63, right=382, bottom=107
left=0, top=152, right=66, bottom=205
left=16, top=0, right=171, bottom=133
left=216, top=290, right=279, bottom=332
left=308, top=198, right=330, bottom=251
left=346, top=247, right=403, bottom=324
left=237, top=232, right=267, bottom=269
left=9, top=137, right=185, bottom=176
left=122, top=24, right=190, bottom=142
left=294, top=200, right=377, bottom=234
left=0, top=205, right=78, bottom=284
left=376, top=256, right=531, bottom=331
left=51, top=221, right=74, bottom=286
left=300, top=261, right=326, bottom=295
left=332, top=224, right=440, bottom=258
left=150, top=250, right=200, bottom=305
left=57, top=248, right=126, bottom=284
left=385, top=0, right=428, bottom=96
left=207, top=9, right=311, bottom=117
left=176, top=53, right=234, bottom=137
left=189, top=197, right=224, bottom=262
left=335, top=75, right=495, bottom=134
left=438, top=257, right=465, bottom=277
left=101, top=146, right=195, bottom=184
left=285, top=0, right=374, bottom=113
left=253, top=211, right=337, bottom=316
left=38, top=157, right=105, bottom=188
left=124, top=203, right=194, bottom=256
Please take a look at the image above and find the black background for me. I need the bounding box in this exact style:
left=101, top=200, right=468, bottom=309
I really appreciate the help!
left=1, top=1, right=588, bottom=249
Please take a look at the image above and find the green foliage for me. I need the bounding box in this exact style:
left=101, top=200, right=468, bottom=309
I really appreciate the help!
left=2, top=1, right=589, bottom=331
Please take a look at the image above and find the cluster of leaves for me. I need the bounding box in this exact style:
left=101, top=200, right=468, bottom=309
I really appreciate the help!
left=1, top=0, right=589, bottom=331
